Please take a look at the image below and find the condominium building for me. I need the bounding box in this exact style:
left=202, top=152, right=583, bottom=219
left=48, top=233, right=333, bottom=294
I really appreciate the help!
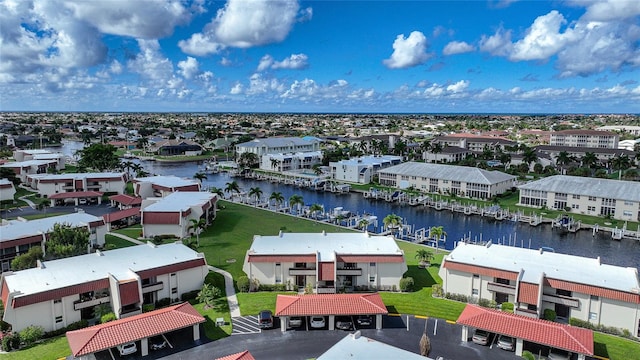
left=1, top=159, right=60, bottom=182
left=243, top=232, right=407, bottom=293
left=0, top=242, right=208, bottom=333
left=140, top=191, right=217, bottom=239
left=439, top=242, right=640, bottom=338
left=0, top=178, right=16, bottom=202
left=26, top=172, right=127, bottom=198
left=133, top=175, right=201, bottom=198
left=377, top=162, right=515, bottom=199
left=330, top=155, right=402, bottom=184
left=549, top=130, right=618, bottom=149
left=518, top=175, right=640, bottom=221
left=12, top=149, right=66, bottom=170
left=235, top=137, right=321, bottom=157
left=260, top=151, right=323, bottom=172
left=431, top=135, right=516, bottom=152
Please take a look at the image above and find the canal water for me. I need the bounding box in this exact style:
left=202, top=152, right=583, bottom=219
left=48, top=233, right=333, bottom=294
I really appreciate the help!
left=51, top=142, right=640, bottom=270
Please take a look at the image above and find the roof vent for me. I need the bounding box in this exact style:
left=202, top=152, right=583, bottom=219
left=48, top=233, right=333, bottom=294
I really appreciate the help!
left=485, top=241, right=492, bottom=248
left=37, top=260, right=45, bottom=269
left=279, top=230, right=283, bottom=237
left=95, top=250, right=104, bottom=256
left=322, top=230, right=326, bottom=236
left=353, top=330, right=361, bottom=339
left=596, top=256, right=601, bottom=265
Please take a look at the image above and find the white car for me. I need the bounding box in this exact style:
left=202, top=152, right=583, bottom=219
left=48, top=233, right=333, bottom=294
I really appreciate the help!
left=310, top=316, right=326, bottom=329
left=117, top=342, right=137, bottom=356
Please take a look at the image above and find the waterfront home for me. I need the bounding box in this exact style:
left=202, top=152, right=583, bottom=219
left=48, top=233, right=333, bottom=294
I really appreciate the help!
left=549, top=129, right=618, bottom=149
left=133, top=175, right=200, bottom=198
left=260, top=151, right=323, bottom=172
left=1, top=159, right=60, bottom=182
left=12, top=149, right=66, bottom=170
left=534, top=145, right=635, bottom=167
left=148, top=139, right=203, bottom=156
left=330, top=155, right=402, bottom=184
left=235, top=136, right=321, bottom=157
left=0, top=212, right=106, bottom=272
left=518, top=175, right=640, bottom=221
left=25, top=172, right=126, bottom=199
left=0, top=242, right=208, bottom=333
left=140, top=191, right=217, bottom=239
left=439, top=242, right=640, bottom=338
left=377, top=162, right=515, bottom=199
left=243, top=232, right=407, bottom=293
left=430, top=134, right=517, bottom=153
left=0, top=178, right=16, bottom=202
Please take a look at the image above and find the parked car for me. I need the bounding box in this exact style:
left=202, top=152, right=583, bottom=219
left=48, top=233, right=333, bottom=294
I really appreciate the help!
left=335, top=316, right=353, bottom=330
left=258, top=310, right=273, bottom=329
left=289, top=316, right=303, bottom=328
left=117, top=342, right=137, bottom=356
left=310, top=316, right=326, bottom=329
left=471, top=329, right=491, bottom=345
left=548, top=349, right=571, bottom=360
left=356, top=315, right=372, bottom=327
left=78, top=198, right=87, bottom=205
left=149, top=336, right=167, bottom=351
left=497, top=334, right=515, bottom=351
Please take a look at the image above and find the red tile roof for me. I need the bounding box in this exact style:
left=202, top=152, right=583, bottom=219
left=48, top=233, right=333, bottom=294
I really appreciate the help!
left=275, top=293, right=388, bottom=317
left=108, top=194, right=142, bottom=206
left=216, top=350, right=256, bottom=360
left=102, top=207, right=140, bottom=223
left=518, top=282, right=539, bottom=305
left=443, top=261, right=519, bottom=281
left=119, top=280, right=140, bottom=306
left=319, top=262, right=334, bottom=281
left=66, top=302, right=204, bottom=357
left=545, top=278, right=640, bottom=304
left=49, top=191, right=103, bottom=199
left=456, top=304, right=593, bottom=355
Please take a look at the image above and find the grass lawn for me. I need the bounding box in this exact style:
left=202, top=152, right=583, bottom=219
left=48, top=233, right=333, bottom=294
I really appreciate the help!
left=105, top=234, right=137, bottom=248
left=113, top=226, right=143, bottom=239
left=2, top=336, right=70, bottom=360
left=192, top=272, right=233, bottom=340
left=14, top=212, right=68, bottom=220
left=236, top=291, right=297, bottom=315
left=593, top=332, right=640, bottom=360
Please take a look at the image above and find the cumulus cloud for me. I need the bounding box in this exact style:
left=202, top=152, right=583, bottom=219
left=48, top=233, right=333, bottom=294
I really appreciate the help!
left=447, top=80, right=470, bottom=93
left=179, top=0, right=301, bottom=56
left=383, top=31, right=431, bottom=69
left=442, top=41, right=475, bottom=55
left=257, top=53, right=309, bottom=71
left=178, top=57, right=200, bottom=79
left=579, top=0, right=640, bottom=21
left=479, top=27, right=513, bottom=56
left=509, top=11, right=575, bottom=61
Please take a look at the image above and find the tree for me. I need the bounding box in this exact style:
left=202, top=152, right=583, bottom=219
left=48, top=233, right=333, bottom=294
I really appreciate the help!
left=45, top=223, right=91, bottom=259
left=383, top=213, right=402, bottom=233
left=288, top=194, right=304, bottom=214
left=309, top=203, right=323, bottom=220
left=249, top=187, right=263, bottom=206
left=358, top=218, right=370, bottom=231
left=197, top=283, right=222, bottom=309
left=269, top=191, right=284, bottom=208
left=0, top=167, right=19, bottom=185
left=499, top=152, right=511, bottom=171
left=415, top=249, right=434, bottom=268
left=581, top=152, right=598, bottom=170
left=11, top=246, right=43, bottom=270
left=610, top=155, right=631, bottom=180
left=431, top=143, right=443, bottom=163
left=419, top=332, right=431, bottom=356
left=210, top=186, right=224, bottom=198
left=555, top=151, right=575, bottom=174
left=237, top=152, right=259, bottom=169
left=224, top=181, right=241, bottom=196
left=521, top=147, right=538, bottom=166
left=312, top=163, right=323, bottom=175
left=136, top=136, right=149, bottom=151
left=193, top=172, right=207, bottom=183
left=188, top=218, right=207, bottom=247
left=270, top=158, right=281, bottom=171
left=77, top=143, right=120, bottom=171
left=429, top=226, right=447, bottom=254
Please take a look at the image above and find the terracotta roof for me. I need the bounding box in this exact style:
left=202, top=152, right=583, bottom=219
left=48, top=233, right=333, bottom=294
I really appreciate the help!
left=456, top=304, right=593, bottom=355
left=48, top=191, right=103, bottom=199
left=216, top=350, right=256, bottom=360
left=442, top=261, right=519, bottom=281
left=66, top=302, right=204, bottom=357
left=545, top=278, right=640, bottom=304
left=103, top=207, right=140, bottom=223
left=518, top=282, right=539, bottom=305
left=108, top=194, right=142, bottom=206
left=319, top=262, right=334, bottom=281
left=275, top=293, right=388, bottom=317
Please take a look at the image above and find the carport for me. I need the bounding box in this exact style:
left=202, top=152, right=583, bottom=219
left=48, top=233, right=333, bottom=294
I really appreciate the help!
left=102, top=207, right=140, bottom=231
left=49, top=191, right=103, bottom=207
left=66, top=302, right=204, bottom=358
left=457, top=304, right=594, bottom=359
left=275, top=293, right=387, bottom=332
left=108, top=194, right=142, bottom=209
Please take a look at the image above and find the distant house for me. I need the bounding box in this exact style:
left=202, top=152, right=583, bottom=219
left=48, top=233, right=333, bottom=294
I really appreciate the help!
left=1, top=159, right=59, bottom=182
left=535, top=145, right=635, bottom=166
left=422, top=146, right=471, bottom=163
left=549, top=129, right=618, bottom=149
left=26, top=172, right=127, bottom=198
left=0, top=178, right=16, bottom=202
left=235, top=137, right=321, bottom=157
left=133, top=175, right=201, bottom=198
left=149, top=139, right=203, bottom=156
left=431, top=135, right=516, bottom=153
left=140, top=191, right=217, bottom=239
left=329, top=155, right=402, bottom=184
left=260, top=151, right=324, bottom=172
left=0, top=212, right=107, bottom=272
left=0, top=242, right=208, bottom=333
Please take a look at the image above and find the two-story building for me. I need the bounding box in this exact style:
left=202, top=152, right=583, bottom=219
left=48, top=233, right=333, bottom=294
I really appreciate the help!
left=0, top=178, right=16, bottom=202
left=439, top=242, right=640, bottom=338
left=1, top=160, right=59, bottom=182
left=243, top=232, right=407, bottom=293
left=260, top=151, right=323, bottom=172
left=0, top=242, right=208, bottom=333
left=133, top=175, right=201, bottom=199
left=330, top=155, right=402, bottom=184
left=140, top=191, right=217, bottom=239
left=26, top=172, right=126, bottom=198
left=549, top=130, right=618, bottom=149
left=235, top=137, right=321, bottom=157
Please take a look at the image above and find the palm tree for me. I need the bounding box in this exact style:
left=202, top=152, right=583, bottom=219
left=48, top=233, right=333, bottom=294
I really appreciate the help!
left=521, top=147, right=538, bottom=166
left=415, top=248, right=434, bottom=268
left=581, top=152, right=598, bottom=170
left=270, top=158, right=281, bottom=171
left=312, top=163, right=323, bottom=175
left=358, top=218, right=370, bottom=231
left=431, top=143, right=443, bottom=163
left=269, top=191, right=285, bottom=209
left=187, top=217, right=207, bottom=247
left=288, top=194, right=304, bottom=215
left=225, top=181, right=241, bottom=196
left=121, top=160, right=135, bottom=179
left=610, top=155, right=631, bottom=180
left=499, top=153, right=511, bottom=171
left=210, top=186, right=224, bottom=198
left=249, top=187, right=263, bottom=206
left=429, top=226, right=447, bottom=254
left=555, top=151, right=574, bottom=173
left=309, top=203, right=323, bottom=220
left=383, top=213, right=402, bottom=234
left=193, top=172, right=207, bottom=183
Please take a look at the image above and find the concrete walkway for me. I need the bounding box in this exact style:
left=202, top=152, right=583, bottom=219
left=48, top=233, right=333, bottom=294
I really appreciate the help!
left=106, top=231, right=145, bottom=245
left=208, top=265, right=241, bottom=318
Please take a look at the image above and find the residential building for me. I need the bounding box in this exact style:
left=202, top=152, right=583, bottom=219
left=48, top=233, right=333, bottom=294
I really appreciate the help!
left=1, top=159, right=59, bottom=182
left=148, top=139, right=203, bottom=156
left=140, top=191, right=217, bottom=239
left=377, top=162, right=516, bottom=199
left=535, top=145, right=635, bottom=166
left=319, top=332, right=433, bottom=360
left=260, top=151, right=323, bottom=172
left=517, top=175, right=640, bottom=221
left=133, top=175, right=200, bottom=198
left=25, top=172, right=126, bottom=198
left=431, top=135, right=516, bottom=153
left=0, top=212, right=107, bottom=272
left=1, top=242, right=207, bottom=333
left=243, top=232, right=407, bottom=293
left=549, top=130, right=618, bottom=149
left=597, top=125, right=640, bottom=136
left=0, top=178, right=16, bottom=202
left=235, top=137, right=321, bottom=157
left=439, top=242, right=640, bottom=338
left=422, top=146, right=471, bottom=163
left=330, top=155, right=402, bottom=184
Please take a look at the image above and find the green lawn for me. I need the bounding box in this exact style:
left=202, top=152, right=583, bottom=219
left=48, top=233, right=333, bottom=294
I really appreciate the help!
left=104, top=234, right=137, bottom=248
left=236, top=291, right=298, bottom=315
left=192, top=272, right=233, bottom=340
left=1, top=336, right=70, bottom=360
left=594, top=332, right=640, bottom=360
left=113, top=226, right=143, bottom=239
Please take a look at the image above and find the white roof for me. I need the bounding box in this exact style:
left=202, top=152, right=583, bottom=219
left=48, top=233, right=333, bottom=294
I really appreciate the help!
left=1, top=160, right=56, bottom=168
left=379, top=161, right=516, bottom=185
left=32, top=153, right=64, bottom=160
left=518, top=175, right=640, bottom=202
left=16, top=150, right=52, bottom=155
left=4, top=242, right=205, bottom=296
left=0, top=178, right=12, bottom=186
left=319, top=332, right=431, bottom=360
left=446, top=242, right=640, bottom=293
left=1, top=212, right=104, bottom=242
left=28, top=172, right=124, bottom=180
left=237, top=137, right=318, bottom=148
left=143, top=191, right=215, bottom=212
left=134, top=175, right=198, bottom=188
left=264, top=151, right=323, bottom=159
left=331, top=155, right=402, bottom=166
left=249, top=232, right=403, bottom=262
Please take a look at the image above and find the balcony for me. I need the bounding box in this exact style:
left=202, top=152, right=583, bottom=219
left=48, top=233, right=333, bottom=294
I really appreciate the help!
left=142, top=281, right=164, bottom=294
left=289, top=268, right=316, bottom=276
left=514, top=308, right=538, bottom=318
left=336, top=268, right=362, bottom=276
left=317, top=287, right=336, bottom=294
left=487, top=282, right=516, bottom=296
left=542, top=293, right=579, bottom=308
left=74, top=295, right=111, bottom=311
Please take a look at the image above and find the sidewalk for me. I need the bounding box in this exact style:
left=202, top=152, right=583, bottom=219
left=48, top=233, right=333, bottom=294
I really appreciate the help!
left=105, top=232, right=145, bottom=245
left=208, top=266, right=241, bottom=318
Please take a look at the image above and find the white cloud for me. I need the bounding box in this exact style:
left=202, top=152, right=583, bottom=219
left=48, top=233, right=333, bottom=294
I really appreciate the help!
left=580, top=0, right=640, bottom=21
left=479, top=27, right=513, bottom=56
left=178, top=57, right=200, bottom=79
left=258, top=54, right=309, bottom=71
left=447, top=80, right=470, bottom=93
left=383, top=31, right=431, bottom=69
left=442, top=41, right=475, bottom=56
left=257, top=55, right=274, bottom=72
left=510, top=11, right=575, bottom=61
left=179, top=0, right=301, bottom=56
left=230, top=83, right=243, bottom=94
left=281, top=78, right=318, bottom=99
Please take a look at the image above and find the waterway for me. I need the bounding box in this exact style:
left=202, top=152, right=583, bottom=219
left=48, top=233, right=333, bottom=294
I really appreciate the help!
left=51, top=142, right=640, bottom=270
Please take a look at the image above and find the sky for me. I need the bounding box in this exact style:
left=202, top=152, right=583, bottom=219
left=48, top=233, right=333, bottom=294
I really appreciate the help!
left=1, top=0, right=640, bottom=114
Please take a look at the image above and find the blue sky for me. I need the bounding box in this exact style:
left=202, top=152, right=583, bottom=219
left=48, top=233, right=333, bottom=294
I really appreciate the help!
left=1, top=0, right=639, bottom=113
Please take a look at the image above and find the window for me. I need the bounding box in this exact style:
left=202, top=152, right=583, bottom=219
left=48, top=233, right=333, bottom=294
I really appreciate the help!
left=588, top=196, right=597, bottom=201
left=369, top=262, right=376, bottom=267
left=369, top=276, right=375, bottom=282
left=591, top=295, right=599, bottom=301
left=472, top=289, right=479, bottom=296
left=55, top=316, right=63, bottom=323
left=54, top=299, right=62, bottom=304
left=171, top=287, right=177, bottom=294
left=473, top=274, right=480, bottom=278
left=589, top=312, right=598, bottom=321
left=572, top=194, right=580, bottom=199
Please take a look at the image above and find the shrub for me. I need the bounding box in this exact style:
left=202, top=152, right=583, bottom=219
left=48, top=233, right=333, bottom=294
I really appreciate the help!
left=237, top=276, right=250, bottom=293
left=543, top=309, right=557, bottom=321
left=478, top=298, right=497, bottom=309
left=431, top=284, right=443, bottom=298
left=0, top=320, right=10, bottom=332
left=197, top=283, right=222, bottom=308
left=399, top=277, right=414, bottom=292
left=156, top=297, right=171, bottom=308
left=20, top=325, right=44, bottom=346
left=44, top=320, right=89, bottom=338
left=143, top=304, right=155, bottom=313
left=500, top=302, right=514, bottom=313
left=181, top=290, right=199, bottom=302
left=522, top=350, right=535, bottom=360
left=101, top=312, right=116, bottom=324
left=304, top=282, right=314, bottom=294
left=2, top=333, right=21, bottom=351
